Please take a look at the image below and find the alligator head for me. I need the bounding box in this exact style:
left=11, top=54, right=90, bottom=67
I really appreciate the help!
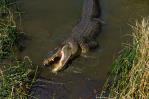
left=43, top=41, right=79, bottom=73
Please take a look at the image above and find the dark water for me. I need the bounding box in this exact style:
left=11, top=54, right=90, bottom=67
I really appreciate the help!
left=20, top=0, right=149, bottom=98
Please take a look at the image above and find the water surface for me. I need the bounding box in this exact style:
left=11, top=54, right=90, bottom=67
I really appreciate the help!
left=21, top=0, right=149, bottom=98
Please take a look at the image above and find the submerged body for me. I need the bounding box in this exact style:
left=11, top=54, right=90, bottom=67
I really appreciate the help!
left=43, top=0, right=101, bottom=73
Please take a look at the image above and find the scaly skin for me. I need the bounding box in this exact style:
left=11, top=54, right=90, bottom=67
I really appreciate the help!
left=43, top=0, right=101, bottom=73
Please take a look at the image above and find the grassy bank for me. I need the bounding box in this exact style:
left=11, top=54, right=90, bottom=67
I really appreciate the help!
left=101, top=19, right=149, bottom=98
left=0, top=0, right=37, bottom=98
left=0, top=57, right=38, bottom=98
left=0, top=0, right=27, bottom=59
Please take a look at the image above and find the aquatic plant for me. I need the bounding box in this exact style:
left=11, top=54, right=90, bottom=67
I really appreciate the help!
left=101, top=18, right=149, bottom=99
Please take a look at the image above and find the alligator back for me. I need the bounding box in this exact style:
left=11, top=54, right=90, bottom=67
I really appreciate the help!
left=70, top=0, right=101, bottom=45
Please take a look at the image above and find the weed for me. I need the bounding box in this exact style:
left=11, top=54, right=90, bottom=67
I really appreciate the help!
left=0, top=0, right=23, bottom=59
left=0, top=57, right=38, bottom=98
left=101, top=18, right=149, bottom=99
left=0, top=0, right=38, bottom=99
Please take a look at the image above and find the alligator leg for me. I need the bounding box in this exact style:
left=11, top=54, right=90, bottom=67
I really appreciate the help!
left=79, top=36, right=98, bottom=53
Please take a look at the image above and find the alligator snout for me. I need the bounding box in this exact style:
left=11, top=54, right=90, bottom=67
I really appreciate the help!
left=43, top=43, right=76, bottom=73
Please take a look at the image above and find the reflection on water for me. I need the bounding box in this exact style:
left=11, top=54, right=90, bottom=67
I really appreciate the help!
left=21, top=0, right=149, bottom=98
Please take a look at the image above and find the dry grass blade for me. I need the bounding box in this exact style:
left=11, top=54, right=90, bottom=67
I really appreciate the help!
left=101, top=18, right=149, bottom=99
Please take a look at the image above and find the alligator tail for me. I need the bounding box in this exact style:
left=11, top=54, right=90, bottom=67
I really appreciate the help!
left=81, top=0, right=100, bottom=19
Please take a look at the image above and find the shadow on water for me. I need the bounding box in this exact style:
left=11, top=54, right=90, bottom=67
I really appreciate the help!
left=20, top=0, right=149, bottom=98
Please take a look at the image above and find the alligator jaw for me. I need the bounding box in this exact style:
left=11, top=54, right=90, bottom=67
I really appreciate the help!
left=43, top=44, right=72, bottom=73
left=51, top=45, right=72, bottom=73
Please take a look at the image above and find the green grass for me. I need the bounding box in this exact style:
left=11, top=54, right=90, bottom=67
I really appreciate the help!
left=0, top=0, right=22, bottom=59
left=0, top=57, right=38, bottom=98
left=0, top=0, right=38, bottom=98
left=101, top=18, right=149, bottom=99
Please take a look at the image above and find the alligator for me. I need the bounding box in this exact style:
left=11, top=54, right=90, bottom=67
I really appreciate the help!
left=28, top=0, right=101, bottom=98
left=43, top=0, right=101, bottom=73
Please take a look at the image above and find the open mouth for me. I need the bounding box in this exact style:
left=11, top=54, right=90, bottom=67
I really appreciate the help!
left=43, top=45, right=71, bottom=73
